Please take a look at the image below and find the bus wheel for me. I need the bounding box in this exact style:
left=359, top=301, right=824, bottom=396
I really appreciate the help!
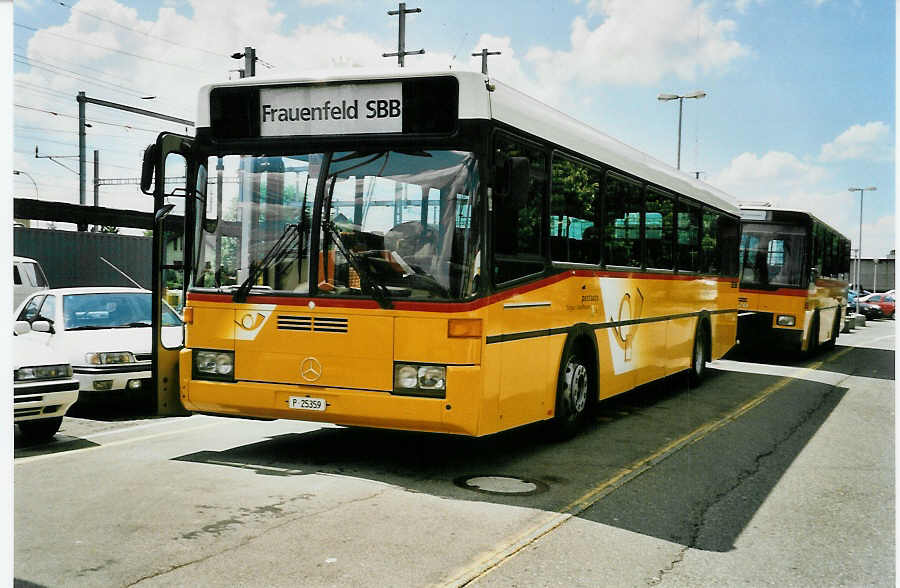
left=806, top=313, right=820, bottom=356
left=822, top=312, right=839, bottom=349
left=688, top=321, right=709, bottom=387
left=551, top=348, right=591, bottom=439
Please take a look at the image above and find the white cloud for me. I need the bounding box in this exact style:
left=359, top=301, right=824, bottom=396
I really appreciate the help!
left=531, top=0, right=749, bottom=86
left=712, top=151, right=828, bottom=199
left=732, top=0, right=764, bottom=14
left=819, top=121, right=892, bottom=162
left=710, top=151, right=894, bottom=257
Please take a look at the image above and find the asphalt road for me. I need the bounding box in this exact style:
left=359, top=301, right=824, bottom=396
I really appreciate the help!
left=13, top=319, right=894, bottom=587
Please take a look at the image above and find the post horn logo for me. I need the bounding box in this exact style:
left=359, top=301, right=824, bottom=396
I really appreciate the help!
left=300, top=357, right=323, bottom=382
left=611, top=288, right=644, bottom=362
left=235, top=312, right=266, bottom=331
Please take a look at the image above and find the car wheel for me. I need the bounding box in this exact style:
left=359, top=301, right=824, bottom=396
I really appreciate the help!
left=688, top=321, right=709, bottom=387
left=18, top=417, right=63, bottom=442
left=550, top=345, right=592, bottom=439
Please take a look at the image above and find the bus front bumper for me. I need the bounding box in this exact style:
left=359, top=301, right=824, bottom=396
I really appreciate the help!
left=181, top=366, right=484, bottom=436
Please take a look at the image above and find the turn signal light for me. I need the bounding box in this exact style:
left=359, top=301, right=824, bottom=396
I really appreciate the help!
left=448, top=318, right=482, bottom=338
left=182, top=306, right=194, bottom=324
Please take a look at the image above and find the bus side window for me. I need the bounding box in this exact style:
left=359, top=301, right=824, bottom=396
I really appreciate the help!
left=492, top=134, right=548, bottom=284
left=645, top=189, right=674, bottom=269
left=550, top=156, right=600, bottom=264
left=602, top=173, right=642, bottom=268
left=719, top=215, right=740, bottom=277
left=701, top=210, right=719, bottom=275
left=677, top=201, right=701, bottom=273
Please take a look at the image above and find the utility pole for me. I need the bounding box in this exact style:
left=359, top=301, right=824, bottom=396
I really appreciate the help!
left=383, top=3, right=424, bottom=67
left=76, top=91, right=195, bottom=230
left=472, top=48, right=501, bottom=75
left=78, top=91, right=87, bottom=206
left=93, top=149, right=99, bottom=231
left=232, top=47, right=256, bottom=78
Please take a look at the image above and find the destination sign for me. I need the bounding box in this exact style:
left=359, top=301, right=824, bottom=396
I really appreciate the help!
left=259, top=83, right=403, bottom=136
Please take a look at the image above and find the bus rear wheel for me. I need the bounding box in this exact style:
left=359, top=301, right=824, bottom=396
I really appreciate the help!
left=551, top=348, right=591, bottom=439
left=689, top=322, right=709, bottom=387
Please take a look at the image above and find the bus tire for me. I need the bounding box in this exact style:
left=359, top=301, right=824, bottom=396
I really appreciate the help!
left=550, top=342, right=592, bottom=439
left=806, top=313, right=820, bottom=356
left=822, top=312, right=839, bottom=349
left=688, top=320, right=709, bottom=388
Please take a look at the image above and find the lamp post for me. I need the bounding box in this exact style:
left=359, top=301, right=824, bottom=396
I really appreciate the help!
left=13, top=169, right=38, bottom=200
left=658, top=90, right=706, bottom=170
left=848, top=185, right=876, bottom=315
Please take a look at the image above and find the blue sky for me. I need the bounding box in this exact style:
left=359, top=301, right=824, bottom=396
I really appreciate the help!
left=7, top=0, right=896, bottom=259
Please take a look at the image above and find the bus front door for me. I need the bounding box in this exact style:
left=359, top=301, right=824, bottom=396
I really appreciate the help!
left=146, top=133, right=195, bottom=416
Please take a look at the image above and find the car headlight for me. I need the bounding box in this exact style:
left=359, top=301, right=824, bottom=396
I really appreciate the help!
left=15, top=364, right=73, bottom=381
left=393, top=363, right=446, bottom=398
left=85, top=351, right=135, bottom=365
left=193, top=349, right=235, bottom=381
left=776, top=314, right=796, bottom=327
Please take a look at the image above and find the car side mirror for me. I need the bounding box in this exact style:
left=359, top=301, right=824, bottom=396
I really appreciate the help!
left=809, top=267, right=819, bottom=281
left=13, top=320, right=30, bottom=336
left=31, top=320, right=53, bottom=334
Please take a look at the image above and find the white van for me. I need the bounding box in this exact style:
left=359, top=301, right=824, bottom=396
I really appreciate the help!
left=13, top=256, right=49, bottom=310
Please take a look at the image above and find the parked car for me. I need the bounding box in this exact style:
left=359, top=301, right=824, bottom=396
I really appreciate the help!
left=860, top=293, right=895, bottom=319
left=13, top=255, right=49, bottom=310
left=14, top=321, right=79, bottom=441
left=14, top=287, right=183, bottom=404
left=853, top=300, right=884, bottom=320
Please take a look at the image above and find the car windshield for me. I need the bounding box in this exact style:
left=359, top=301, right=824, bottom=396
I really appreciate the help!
left=63, top=293, right=182, bottom=330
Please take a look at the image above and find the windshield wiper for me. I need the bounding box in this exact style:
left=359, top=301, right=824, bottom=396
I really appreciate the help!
left=233, top=223, right=301, bottom=303
left=325, top=221, right=393, bottom=309
left=65, top=325, right=109, bottom=331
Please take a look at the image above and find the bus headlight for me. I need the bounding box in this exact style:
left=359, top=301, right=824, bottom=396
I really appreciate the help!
left=776, top=314, right=796, bottom=326
left=393, top=363, right=446, bottom=397
left=193, top=349, right=235, bottom=381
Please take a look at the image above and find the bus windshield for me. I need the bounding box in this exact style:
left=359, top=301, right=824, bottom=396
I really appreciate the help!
left=740, top=222, right=807, bottom=288
left=193, top=149, right=482, bottom=302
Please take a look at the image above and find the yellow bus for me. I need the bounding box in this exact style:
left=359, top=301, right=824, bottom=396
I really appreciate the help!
left=737, top=206, right=851, bottom=354
left=143, top=71, right=741, bottom=437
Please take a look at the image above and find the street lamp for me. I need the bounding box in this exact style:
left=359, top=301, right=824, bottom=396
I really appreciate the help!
left=848, top=185, right=876, bottom=315
left=658, top=90, right=706, bottom=170
left=13, top=170, right=38, bottom=200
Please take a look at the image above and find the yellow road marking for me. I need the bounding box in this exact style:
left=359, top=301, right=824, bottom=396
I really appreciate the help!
left=443, top=345, right=855, bottom=587
left=14, top=422, right=222, bottom=465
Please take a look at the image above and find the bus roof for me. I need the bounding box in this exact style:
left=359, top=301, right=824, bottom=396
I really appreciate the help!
left=739, top=205, right=850, bottom=240
left=196, top=69, right=739, bottom=216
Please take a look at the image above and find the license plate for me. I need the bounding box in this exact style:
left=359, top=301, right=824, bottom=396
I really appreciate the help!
left=288, top=396, right=327, bottom=411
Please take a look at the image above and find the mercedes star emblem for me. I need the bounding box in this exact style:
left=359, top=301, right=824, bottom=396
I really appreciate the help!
left=300, top=357, right=323, bottom=382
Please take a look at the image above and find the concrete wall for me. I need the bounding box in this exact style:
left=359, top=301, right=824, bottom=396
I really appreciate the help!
left=850, top=257, right=895, bottom=292
left=13, top=227, right=152, bottom=289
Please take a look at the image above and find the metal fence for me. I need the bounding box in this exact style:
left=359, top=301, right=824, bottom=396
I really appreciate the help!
left=13, top=227, right=152, bottom=289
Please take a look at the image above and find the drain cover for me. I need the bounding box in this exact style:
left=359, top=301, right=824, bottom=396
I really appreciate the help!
left=454, top=475, right=547, bottom=496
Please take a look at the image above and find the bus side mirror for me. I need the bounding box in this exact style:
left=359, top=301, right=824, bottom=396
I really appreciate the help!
left=140, top=144, right=158, bottom=195
left=506, top=156, right=531, bottom=208
left=155, top=203, right=176, bottom=225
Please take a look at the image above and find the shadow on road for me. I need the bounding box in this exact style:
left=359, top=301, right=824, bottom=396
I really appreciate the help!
left=173, top=356, right=851, bottom=552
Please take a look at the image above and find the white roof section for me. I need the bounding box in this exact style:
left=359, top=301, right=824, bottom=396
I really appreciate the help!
left=739, top=205, right=849, bottom=240
left=41, top=287, right=150, bottom=296
left=196, top=69, right=739, bottom=215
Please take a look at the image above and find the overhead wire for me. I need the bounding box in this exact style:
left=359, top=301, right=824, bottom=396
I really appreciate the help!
left=14, top=55, right=158, bottom=100
left=15, top=23, right=211, bottom=74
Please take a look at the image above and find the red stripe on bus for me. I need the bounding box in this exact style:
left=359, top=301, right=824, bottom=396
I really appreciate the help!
left=186, top=271, right=738, bottom=313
